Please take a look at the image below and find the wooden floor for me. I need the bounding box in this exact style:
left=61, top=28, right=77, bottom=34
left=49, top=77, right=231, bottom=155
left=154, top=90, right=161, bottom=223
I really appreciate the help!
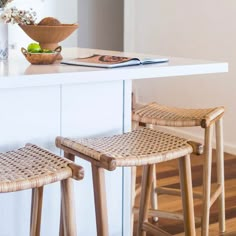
left=133, top=150, right=236, bottom=236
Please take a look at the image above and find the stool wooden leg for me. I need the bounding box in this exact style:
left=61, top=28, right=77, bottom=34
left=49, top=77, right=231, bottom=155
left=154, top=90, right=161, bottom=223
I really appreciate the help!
left=61, top=178, right=77, bottom=236
left=145, top=124, right=159, bottom=223
left=91, top=164, right=109, bottom=236
left=30, top=186, right=43, bottom=236
left=215, top=118, right=225, bottom=233
left=202, top=125, right=213, bottom=236
left=137, top=164, right=154, bottom=236
left=59, top=196, right=65, bottom=236
left=132, top=120, right=139, bottom=130
left=151, top=164, right=158, bottom=222
left=178, top=155, right=196, bottom=236
left=59, top=152, right=75, bottom=236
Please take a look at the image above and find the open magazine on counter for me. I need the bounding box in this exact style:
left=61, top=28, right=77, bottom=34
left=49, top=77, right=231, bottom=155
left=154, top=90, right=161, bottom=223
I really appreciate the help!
left=61, top=54, right=169, bottom=68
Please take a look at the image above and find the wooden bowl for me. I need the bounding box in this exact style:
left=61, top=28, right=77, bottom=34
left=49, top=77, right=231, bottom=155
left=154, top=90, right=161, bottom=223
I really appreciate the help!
left=19, top=24, right=78, bottom=59
left=21, top=46, right=62, bottom=65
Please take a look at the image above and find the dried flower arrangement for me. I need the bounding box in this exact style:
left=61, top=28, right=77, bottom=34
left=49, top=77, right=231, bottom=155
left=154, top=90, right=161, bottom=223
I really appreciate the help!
left=1, top=7, right=37, bottom=25
left=0, top=0, right=13, bottom=8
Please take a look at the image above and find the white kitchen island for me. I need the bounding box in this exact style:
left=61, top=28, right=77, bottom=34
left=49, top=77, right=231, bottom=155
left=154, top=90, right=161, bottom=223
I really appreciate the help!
left=0, top=48, right=228, bottom=236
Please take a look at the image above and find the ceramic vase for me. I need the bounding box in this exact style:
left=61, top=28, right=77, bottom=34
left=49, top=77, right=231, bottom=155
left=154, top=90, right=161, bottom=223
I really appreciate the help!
left=0, top=8, right=8, bottom=60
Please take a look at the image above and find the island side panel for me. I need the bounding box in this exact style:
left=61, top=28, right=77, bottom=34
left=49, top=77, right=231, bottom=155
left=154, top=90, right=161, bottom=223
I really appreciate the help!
left=0, top=86, right=61, bottom=236
left=61, top=80, right=125, bottom=235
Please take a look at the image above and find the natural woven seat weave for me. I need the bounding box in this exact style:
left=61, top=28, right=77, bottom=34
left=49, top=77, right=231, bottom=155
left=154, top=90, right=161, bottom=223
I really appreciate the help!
left=56, top=127, right=196, bottom=235
left=0, top=143, right=84, bottom=236
left=0, top=144, right=83, bottom=193
left=56, top=128, right=192, bottom=169
left=132, top=102, right=224, bottom=128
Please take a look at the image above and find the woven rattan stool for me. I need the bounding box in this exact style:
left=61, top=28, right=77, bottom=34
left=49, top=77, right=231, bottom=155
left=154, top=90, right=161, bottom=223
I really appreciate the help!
left=56, top=127, right=196, bottom=236
left=132, top=102, right=225, bottom=236
left=0, top=143, right=84, bottom=236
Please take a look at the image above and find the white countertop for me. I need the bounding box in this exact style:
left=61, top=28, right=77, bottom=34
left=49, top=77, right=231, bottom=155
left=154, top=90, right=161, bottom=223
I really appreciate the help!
left=0, top=47, right=228, bottom=88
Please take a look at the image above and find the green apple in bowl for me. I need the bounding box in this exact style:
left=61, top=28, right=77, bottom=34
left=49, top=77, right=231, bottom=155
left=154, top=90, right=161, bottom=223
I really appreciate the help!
left=27, top=43, right=54, bottom=53
left=27, top=43, right=41, bottom=53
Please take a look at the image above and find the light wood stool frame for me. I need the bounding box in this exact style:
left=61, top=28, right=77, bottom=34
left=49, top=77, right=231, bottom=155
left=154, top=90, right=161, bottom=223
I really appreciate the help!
left=56, top=128, right=196, bottom=236
left=132, top=102, right=225, bottom=236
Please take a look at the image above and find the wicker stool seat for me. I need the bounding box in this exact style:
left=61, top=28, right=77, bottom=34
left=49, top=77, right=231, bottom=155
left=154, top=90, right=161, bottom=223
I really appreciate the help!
left=0, top=143, right=84, bottom=236
left=56, top=127, right=196, bottom=236
left=132, top=102, right=224, bottom=128
left=132, top=102, right=225, bottom=236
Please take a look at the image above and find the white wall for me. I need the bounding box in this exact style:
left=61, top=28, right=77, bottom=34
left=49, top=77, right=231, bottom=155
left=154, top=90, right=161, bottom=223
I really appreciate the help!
left=125, top=0, right=236, bottom=154
left=77, top=0, right=123, bottom=50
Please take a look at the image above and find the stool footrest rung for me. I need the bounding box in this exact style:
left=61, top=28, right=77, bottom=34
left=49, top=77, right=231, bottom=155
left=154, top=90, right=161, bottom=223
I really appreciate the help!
left=156, top=186, right=202, bottom=199
left=142, top=222, right=172, bottom=236
left=210, top=184, right=222, bottom=207
left=149, top=209, right=184, bottom=221
left=133, top=207, right=202, bottom=224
